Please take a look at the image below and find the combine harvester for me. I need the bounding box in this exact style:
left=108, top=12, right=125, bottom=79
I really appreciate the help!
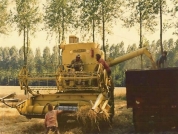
left=1, top=36, right=157, bottom=132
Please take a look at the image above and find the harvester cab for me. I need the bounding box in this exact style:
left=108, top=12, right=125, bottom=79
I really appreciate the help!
left=56, top=36, right=110, bottom=93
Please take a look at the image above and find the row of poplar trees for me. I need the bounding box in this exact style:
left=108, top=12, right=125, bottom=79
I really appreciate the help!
left=0, top=0, right=178, bottom=86
left=0, top=37, right=178, bottom=86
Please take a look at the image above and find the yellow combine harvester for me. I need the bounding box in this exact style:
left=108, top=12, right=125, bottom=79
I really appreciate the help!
left=1, top=36, right=156, bottom=131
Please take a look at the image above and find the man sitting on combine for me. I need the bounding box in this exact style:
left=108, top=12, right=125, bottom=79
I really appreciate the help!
left=69, top=54, right=84, bottom=71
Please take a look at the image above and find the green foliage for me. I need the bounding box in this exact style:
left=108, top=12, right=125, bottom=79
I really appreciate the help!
left=44, top=0, right=77, bottom=43
left=122, top=0, right=159, bottom=33
left=78, top=0, right=123, bottom=44
left=0, top=37, right=178, bottom=86
left=12, top=0, right=42, bottom=66
left=0, top=0, right=10, bottom=34
left=13, top=0, right=42, bottom=35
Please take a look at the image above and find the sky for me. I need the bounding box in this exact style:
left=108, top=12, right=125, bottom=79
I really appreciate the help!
left=1, top=27, right=136, bottom=52
left=0, top=23, right=177, bottom=54
left=0, top=0, right=177, bottom=53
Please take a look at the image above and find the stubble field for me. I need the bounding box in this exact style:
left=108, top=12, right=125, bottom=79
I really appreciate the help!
left=0, top=86, right=134, bottom=134
left=0, top=86, right=177, bottom=134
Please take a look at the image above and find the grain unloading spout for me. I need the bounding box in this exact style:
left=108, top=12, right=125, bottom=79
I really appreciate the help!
left=107, top=47, right=157, bottom=69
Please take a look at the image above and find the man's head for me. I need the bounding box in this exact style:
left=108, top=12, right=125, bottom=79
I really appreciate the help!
left=76, top=54, right=81, bottom=61
left=48, top=103, right=53, bottom=111
left=96, top=54, right=101, bottom=61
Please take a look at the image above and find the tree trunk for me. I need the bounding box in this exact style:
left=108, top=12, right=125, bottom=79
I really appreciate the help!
left=26, top=26, right=29, bottom=64
left=24, top=25, right=26, bottom=66
left=58, top=26, right=62, bottom=65
left=102, top=3, right=106, bottom=60
left=92, top=0, right=95, bottom=42
left=160, top=0, right=163, bottom=53
left=92, top=18, right=95, bottom=42
left=62, top=3, right=65, bottom=41
left=139, top=1, right=143, bottom=69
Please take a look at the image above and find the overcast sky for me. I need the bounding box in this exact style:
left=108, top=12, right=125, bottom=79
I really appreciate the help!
left=0, top=0, right=177, bottom=53
left=0, top=23, right=176, bottom=53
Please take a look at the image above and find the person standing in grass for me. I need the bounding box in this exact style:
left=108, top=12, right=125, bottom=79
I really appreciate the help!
left=44, top=104, right=62, bottom=134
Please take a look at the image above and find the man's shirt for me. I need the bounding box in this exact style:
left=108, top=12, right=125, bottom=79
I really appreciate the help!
left=45, top=110, right=58, bottom=127
left=98, top=58, right=111, bottom=73
left=71, top=59, right=83, bottom=71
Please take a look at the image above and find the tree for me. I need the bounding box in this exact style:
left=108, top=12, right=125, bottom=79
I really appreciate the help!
left=96, top=0, right=123, bottom=59
left=44, top=0, right=76, bottom=43
left=78, top=0, right=100, bottom=42
left=43, top=46, right=52, bottom=73
left=2, top=47, right=11, bottom=85
left=122, top=0, right=158, bottom=68
left=152, top=0, right=170, bottom=53
left=109, top=42, right=126, bottom=86
left=0, top=0, right=10, bottom=35
left=27, top=47, right=35, bottom=72
left=123, top=0, right=158, bottom=47
left=13, top=0, right=42, bottom=66
left=173, top=39, right=178, bottom=66
left=124, top=44, right=140, bottom=69
left=9, top=46, right=19, bottom=69
left=51, top=45, right=59, bottom=68
left=34, top=47, right=43, bottom=74
left=0, top=47, right=3, bottom=63
left=171, top=0, right=178, bottom=36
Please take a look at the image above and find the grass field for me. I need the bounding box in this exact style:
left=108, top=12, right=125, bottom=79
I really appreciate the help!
left=0, top=86, right=126, bottom=96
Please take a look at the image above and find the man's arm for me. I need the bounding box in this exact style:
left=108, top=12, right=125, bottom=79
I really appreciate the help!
left=57, top=110, right=63, bottom=114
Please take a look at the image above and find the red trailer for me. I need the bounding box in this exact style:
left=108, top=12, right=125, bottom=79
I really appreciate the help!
left=126, top=67, right=178, bottom=132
